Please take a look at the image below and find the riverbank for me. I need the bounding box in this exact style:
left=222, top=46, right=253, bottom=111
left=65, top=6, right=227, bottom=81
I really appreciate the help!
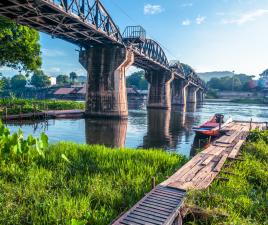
left=184, top=129, right=268, bottom=225
left=0, top=98, right=85, bottom=117
left=230, top=98, right=265, bottom=104
left=0, top=122, right=187, bottom=225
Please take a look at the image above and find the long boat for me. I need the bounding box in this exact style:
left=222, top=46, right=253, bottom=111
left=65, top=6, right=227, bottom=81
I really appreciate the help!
left=193, top=114, right=232, bottom=137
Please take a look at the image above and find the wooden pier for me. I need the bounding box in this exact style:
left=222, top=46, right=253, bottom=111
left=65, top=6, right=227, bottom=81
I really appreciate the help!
left=112, top=121, right=266, bottom=225
left=1, top=110, right=85, bottom=121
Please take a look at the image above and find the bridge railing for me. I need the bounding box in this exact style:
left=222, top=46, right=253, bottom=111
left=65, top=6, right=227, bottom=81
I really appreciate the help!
left=47, top=0, right=123, bottom=44
left=123, top=26, right=146, bottom=44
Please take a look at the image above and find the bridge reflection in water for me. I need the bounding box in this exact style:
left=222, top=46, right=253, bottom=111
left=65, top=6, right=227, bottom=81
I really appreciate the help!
left=85, top=119, right=128, bottom=148
left=142, top=104, right=200, bottom=152
left=84, top=103, right=202, bottom=151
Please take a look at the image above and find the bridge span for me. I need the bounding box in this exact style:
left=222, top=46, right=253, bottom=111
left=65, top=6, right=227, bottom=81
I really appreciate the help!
left=0, top=0, right=206, bottom=118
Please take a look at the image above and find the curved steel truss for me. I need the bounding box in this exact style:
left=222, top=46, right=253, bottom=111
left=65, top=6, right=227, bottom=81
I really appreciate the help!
left=0, top=0, right=123, bottom=46
left=130, top=39, right=169, bottom=70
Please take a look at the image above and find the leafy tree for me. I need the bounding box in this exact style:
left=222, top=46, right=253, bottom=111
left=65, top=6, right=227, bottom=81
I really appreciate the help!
left=57, top=75, right=69, bottom=85
left=11, top=74, right=26, bottom=89
left=31, top=70, right=51, bottom=88
left=0, top=76, right=10, bottom=90
left=127, top=71, right=148, bottom=90
left=207, top=74, right=254, bottom=91
left=70, top=72, right=78, bottom=84
left=0, top=16, right=41, bottom=72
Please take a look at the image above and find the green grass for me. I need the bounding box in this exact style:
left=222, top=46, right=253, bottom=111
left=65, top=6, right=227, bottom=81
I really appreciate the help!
left=185, top=130, right=268, bottom=225
left=0, top=98, right=85, bottom=116
left=0, top=126, right=187, bottom=225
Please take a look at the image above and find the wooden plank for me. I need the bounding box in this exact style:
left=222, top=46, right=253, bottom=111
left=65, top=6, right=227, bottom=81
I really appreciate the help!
left=201, top=154, right=215, bottom=165
left=161, top=154, right=205, bottom=186
left=126, top=214, right=163, bottom=225
left=228, top=140, right=244, bottom=159
left=213, top=154, right=228, bottom=172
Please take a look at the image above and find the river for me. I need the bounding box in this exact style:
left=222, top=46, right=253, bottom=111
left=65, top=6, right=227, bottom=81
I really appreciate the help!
left=5, top=102, right=268, bottom=156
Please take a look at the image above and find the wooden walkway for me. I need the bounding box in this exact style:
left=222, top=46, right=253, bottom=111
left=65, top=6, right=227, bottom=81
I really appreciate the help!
left=112, top=121, right=266, bottom=225
left=1, top=109, right=85, bottom=120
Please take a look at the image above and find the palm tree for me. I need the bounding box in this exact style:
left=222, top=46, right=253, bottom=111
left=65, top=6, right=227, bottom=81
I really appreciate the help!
left=69, top=72, right=78, bottom=84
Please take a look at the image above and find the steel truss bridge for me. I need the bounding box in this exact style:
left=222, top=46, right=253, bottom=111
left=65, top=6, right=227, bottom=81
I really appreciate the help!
left=0, top=0, right=205, bottom=88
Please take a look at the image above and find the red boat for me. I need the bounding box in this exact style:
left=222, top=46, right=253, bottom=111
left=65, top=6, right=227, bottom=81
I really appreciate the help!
left=193, top=114, right=232, bottom=137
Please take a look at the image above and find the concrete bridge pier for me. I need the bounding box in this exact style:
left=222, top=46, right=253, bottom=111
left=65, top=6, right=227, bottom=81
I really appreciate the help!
left=187, top=85, right=200, bottom=103
left=197, top=89, right=204, bottom=102
left=171, top=79, right=189, bottom=105
left=145, top=70, right=173, bottom=109
left=79, top=46, right=134, bottom=118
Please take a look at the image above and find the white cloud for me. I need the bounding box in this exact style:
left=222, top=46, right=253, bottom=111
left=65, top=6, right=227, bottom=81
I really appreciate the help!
left=144, top=4, right=163, bottom=15
left=42, top=48, right=66, bottom=57
left=181, top=3, right=193, bottom=7
left=196, top=16, right=206, bottom=24
left=222, top=9, right=268, bottom=25
left=182, top=19, right=191, bottom=26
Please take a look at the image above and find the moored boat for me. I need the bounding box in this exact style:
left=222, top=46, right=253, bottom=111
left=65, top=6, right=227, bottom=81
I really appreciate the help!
left=193, top=114, right=232, bottom=137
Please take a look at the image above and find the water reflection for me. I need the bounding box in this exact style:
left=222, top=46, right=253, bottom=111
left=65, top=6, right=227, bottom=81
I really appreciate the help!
left=143, top=109, right=172, bottom=149
left=142, top=106, right=198, bottom=152
left=6, top=102, right=268, bottom=156
left=85, top=119, right=128, bottom=148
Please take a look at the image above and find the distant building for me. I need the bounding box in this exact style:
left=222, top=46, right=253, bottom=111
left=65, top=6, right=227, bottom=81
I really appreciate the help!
left=53, top=86, right=86, bottom=100
left=49, top=76, right=57, bottom=86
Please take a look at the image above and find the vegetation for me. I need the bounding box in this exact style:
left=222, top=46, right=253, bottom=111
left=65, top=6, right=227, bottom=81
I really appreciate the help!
left=207, top=74, right=254, bottom=91
left=185, top=129, right=268, bottom=225
left=0, top=16, right=41, bottom=72
left=70, top=72, right=78, bottom=84
left=10, top=74, right=27, bottom=89
left=0, top=98, right=84, bottom=116
left=0, top=122, right=187, bottom=225
left=56, top=74, right=70, bottom=85
left=31, top=70, right=51, bottom=88
left=231, top=98, right=264, bottom=104
left=127, top=71, right=148, bottom=90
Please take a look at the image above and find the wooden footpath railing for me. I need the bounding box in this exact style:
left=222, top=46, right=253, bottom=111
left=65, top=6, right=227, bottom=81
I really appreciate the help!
left=112, top=121, right=267, bottom=225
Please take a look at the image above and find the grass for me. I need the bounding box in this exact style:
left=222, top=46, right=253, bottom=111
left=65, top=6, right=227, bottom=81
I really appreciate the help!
left=0, top=122, right=187, bottom=225
left=185, top=130, right=268, bottom=225
left=0, top=98, right=85, bottom=116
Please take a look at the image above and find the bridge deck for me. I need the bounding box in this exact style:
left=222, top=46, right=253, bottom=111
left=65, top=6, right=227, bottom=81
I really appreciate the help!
left=113, top=121, right=266, bottom=224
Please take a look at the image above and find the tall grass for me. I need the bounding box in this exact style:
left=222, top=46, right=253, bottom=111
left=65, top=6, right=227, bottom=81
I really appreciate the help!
left=0, top=98, right=84, bottom=116
left=185, top=130, right=268, bottom=225
left=0, top=122, right=186, bottom=225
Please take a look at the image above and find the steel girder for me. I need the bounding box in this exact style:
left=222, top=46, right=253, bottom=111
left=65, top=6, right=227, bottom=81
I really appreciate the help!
left=0, top=0, right=123, bottom=46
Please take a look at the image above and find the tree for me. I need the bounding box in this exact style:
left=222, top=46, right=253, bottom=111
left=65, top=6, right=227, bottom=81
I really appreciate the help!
left=70, top=72, right=78, bottom=84
left=11, top=74, right=27, bottom=89
left=0, top=16, right=41, bottom=72
left=0, top=76, right=10, bottom=90
left=31, top=70, right=51, bottom=88
left=57, top=75, right=69, bottom=85
left=126, top=71, right=148, bottom=90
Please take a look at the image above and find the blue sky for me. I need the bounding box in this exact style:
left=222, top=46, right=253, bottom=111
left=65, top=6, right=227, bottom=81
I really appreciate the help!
left=1, top=0, right=268, bottom=77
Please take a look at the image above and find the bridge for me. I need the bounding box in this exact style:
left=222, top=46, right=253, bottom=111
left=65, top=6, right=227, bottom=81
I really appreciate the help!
left=0, top=0, right=206, bottom=118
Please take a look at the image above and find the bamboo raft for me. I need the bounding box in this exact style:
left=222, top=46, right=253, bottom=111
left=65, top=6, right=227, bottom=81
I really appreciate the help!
left=112, top=121, right=267, bottom=225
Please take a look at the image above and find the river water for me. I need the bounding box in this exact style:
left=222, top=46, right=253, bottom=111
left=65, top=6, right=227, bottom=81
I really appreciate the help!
left=6, top=102, right=268, bottom=156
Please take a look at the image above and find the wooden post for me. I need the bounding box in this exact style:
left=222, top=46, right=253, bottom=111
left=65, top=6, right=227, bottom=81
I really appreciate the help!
left=208, top=136, right=211, bottom=144
left=19, top=105, right=22, bottom=121
left=5, top=107, right=7, bottom=121
left=151, top=177, right=156, bottom=189
left=249, top=118, right=252, bottom=131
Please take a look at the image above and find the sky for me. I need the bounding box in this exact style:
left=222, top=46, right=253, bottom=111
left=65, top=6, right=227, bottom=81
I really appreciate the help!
left=1, top=0, right=268, bottom=77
